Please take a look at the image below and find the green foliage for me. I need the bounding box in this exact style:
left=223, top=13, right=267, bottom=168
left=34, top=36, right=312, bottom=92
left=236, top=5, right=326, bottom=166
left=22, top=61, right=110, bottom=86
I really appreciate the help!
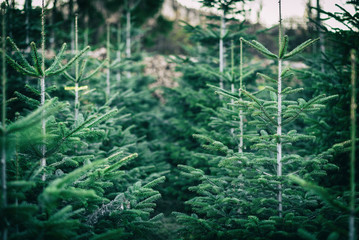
left=1, top=1, right=357, bottom=239
left=1, top=2, right=167, bottom=240
left=172, top=2, right=345, bottom=239
left=5, top=38, right=90, bottom=78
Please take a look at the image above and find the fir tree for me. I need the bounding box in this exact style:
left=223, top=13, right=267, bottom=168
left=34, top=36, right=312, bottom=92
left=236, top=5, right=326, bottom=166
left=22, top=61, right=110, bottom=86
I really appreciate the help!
left=290, top=49, right=358, bottom=240
left=4, top=0, right=89, bottom=180
left=174, top=0, right=338, bottom=238
left=61, top=14, right=107, bottom=122
left=1, top=1, right=166, bottom=239
left=200, top=0, right=251, bottom=96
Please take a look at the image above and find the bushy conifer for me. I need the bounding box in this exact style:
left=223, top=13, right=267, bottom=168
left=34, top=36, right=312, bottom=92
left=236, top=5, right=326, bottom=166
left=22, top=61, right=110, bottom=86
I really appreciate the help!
left=1, top=1, right=166, bottom=239
left=174, top=0, right=339, bottom=239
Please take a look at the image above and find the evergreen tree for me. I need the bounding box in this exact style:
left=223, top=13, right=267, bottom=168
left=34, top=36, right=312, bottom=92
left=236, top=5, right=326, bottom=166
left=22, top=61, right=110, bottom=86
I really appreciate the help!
left=288, top=3, right=359, bottom=237
left=174, top=0, right=338, bottom=239
left=1, top=1, right=166, bottom=239
left=61, top=14, right=107, bottom=121
left=290, top=50, right=358, bottom=240
left=158, top=1, right=256, bottom=208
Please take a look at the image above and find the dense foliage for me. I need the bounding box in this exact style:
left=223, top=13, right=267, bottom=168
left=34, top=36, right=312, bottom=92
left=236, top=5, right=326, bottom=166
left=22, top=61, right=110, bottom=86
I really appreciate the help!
left=0, top=0, right=358, bottom=239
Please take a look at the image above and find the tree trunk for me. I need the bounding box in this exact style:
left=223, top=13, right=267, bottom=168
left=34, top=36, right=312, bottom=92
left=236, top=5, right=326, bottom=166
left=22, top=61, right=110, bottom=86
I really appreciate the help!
left=230, top=41, right=234, bottom=136
left=277, top=58, right=282, bottom=217
left=1, top=8, right=8, bottom=240
left=349, top=49, right=357, bottom=240
left=1, top=138, right=7, bottom=240
left=219, top=9, right=225, bottom=98
left=25, top=0, right=32, bottom=48
left=230, top=83, right=235, bottom=134
left=126, top=6, right=131, bottom=78
left=69, top=0, right=75, bottom=54
left=74, top=82, right=79, bottom=121
left=40, top=74, right=46, bottom=181
left=50, top=0, right=57, bottom=49
left=84, top=7, right=89, bottom=47
left=40, top=0, right=46, bottom=181
left=106, top=22, right=111, bottom=100
left=126, top=9, right=131, bottom=58
left=316, top=0, right=325, bottom=72
left=8, top=0, right=14, bottom=38
left=74, top=15, right=79, bottom=121
left=116, top=22, right=121, bottom=83
left=277, top=0, right=283, bottom=218
left=239, top=39, right=243, bottom=153
left=24, top=0, right=32, bottom=84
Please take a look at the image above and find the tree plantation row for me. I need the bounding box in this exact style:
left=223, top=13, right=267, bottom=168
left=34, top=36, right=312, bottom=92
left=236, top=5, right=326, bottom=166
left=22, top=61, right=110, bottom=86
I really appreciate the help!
left=0, top=0, right=358, bottom=239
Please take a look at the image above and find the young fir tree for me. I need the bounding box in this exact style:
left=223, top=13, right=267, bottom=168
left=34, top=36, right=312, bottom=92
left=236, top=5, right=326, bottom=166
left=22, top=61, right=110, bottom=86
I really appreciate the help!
left=295, top=0, right=359, bottom=193
left=290, top=49, right=358, bottom=240
left=204, top=39, right=256, bottom=153
left=123, top=0, right=140, bottom=79
left=2, top=1, right=166, bottom=239
left=200, top=0, right=252, bottom=94
left=103, top=20, right=132, bottom=102
left=159, top=1, right=255, bottom=207
left=61, top=14, right=107, bottom=122
left=5, top=0, right=89, bottom=181
left=174, top=0, right=338, bottom=239
left=1, top=5, right=70, bottom=239
left=237, top=0, right=337, bottom=220
left=287, top=4, right=359, bottom=238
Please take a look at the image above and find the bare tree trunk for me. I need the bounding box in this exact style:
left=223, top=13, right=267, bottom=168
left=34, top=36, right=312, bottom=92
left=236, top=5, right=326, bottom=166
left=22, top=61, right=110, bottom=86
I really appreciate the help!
left=230, top=81, right=235, bottom=137
left=7, top=0, right=14, bottom=38
left=24, top=0, right=32, bottom=84
left=25, top=0, right=32, bottom=48
left=219, top=9, right=225, bottom=99
left=277, top=0, right=283, bottom=218
left=126, top=9, right=131, bottom=58
left=40, top=0, right=47, bottom=181
left=69, top=0, right=74, bottom=54
left=126, top=6, right=131, bottom=78
left=1, top=140, right=7, bottom=240
left=349, top=49, right=357, bottom=240
left=230, top=40, right=235, bottom=138
left=231, top=40, right=236, bottom=144
left=116, top=22, right=121, bottom=83
left=239, top=39, right=244, bottom=153
left=74, top=15, right=79, bottom=121
left=49, top=0, right=57, bottom=49
left=316, top=0, right=325, bottom=72
left=1, top=8, right=8, bottom=240
left=14, top=126, right=19, bottom=234
left=84, top=7, right=89, bottom=47
left=106, top=22, right=111, bottom=100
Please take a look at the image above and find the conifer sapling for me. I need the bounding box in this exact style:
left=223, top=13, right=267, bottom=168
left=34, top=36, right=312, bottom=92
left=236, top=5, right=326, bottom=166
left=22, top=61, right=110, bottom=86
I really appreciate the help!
left=4, top=0, right=90, bottom=180
left=241, top=0, right=322, bottom=217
